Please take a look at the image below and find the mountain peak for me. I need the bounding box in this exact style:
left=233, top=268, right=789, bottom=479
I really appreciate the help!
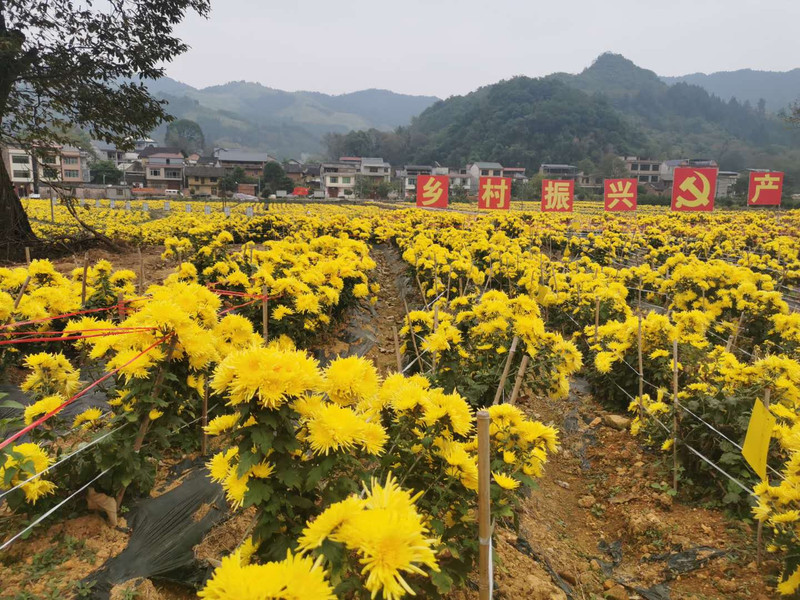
left=581, top=53, right=663, bottom=87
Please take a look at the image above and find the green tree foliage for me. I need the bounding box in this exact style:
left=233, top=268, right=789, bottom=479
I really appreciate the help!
left=326, top=53, right=800, bottom=195
left=90, top=161, right=123, bottom=185
left=165, top=119, right=205, bottom=155
left=0, top=0, right=210, bottom=260
left=326, top=78, right=642, bottom=172
left=598, top=153, right=629, bottom=177
left=354, top=176, right=398, bottom=200
left=261, top=162, right=294, bottom=195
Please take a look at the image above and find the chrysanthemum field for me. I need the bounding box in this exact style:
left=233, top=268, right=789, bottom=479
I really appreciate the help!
left=0, top=199, right=798, bottom=599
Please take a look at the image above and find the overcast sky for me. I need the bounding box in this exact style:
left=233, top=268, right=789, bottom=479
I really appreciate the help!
left=166, top=0, right=800, bottom=99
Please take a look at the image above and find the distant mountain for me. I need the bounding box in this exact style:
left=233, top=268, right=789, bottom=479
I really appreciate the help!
left=326, top=53, right=800, bottom=184
left=661, top=69, right=800, bottom=113
left=323, top=75, right=644, bottom=171
left=551, top=54, right=800, bottom=171
left=143, top=77, right=439, bottom=158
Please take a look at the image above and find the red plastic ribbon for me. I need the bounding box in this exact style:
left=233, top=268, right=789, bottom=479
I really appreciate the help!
left=0, top=333, right=172, bottom=452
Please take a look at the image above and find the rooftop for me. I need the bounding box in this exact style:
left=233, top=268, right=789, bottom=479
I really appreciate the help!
left=186, top=166, right=226, bottom=177
left=472, top=162, right=503, bottom=169
left=138, top=146, right=183, bottom=158
left=361, top=157, right=389, bottom=166
left=216, top=149, right=274, bottom=163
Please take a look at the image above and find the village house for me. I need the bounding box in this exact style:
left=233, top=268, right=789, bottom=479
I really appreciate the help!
left=139, top=146, right=185, bottom=191
left=320, top=162, right=358, bottom=198
left=185, top=165, right=225, bottom=196
left=215, top=149, right=275, bottom=178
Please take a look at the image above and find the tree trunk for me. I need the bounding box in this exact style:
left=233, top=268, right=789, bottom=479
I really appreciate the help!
left=0, top=156, right=37, bottom=262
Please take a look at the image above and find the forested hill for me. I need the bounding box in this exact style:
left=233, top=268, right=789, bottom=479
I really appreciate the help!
left=662, top=68, right=800, bottom=113
left=144, top=77, right=439, bottom=158
left=325, top=53, right=800, bottom=178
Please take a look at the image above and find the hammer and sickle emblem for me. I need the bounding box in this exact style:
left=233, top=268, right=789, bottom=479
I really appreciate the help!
left=676, top=171, right=711, bottom=208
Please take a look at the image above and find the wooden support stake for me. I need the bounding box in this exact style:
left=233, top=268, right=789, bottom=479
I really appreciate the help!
left=757, top=387, right=772, bottom=568
left=726, top=311, right=745, bottom=353
left=262, top=285, right=269, bottom=342
left=118, top=336, right=178, bottom=507
left=432, top=305, right=439, bottom=375
left=201, top=378, right=209, bottom=457
left=672, top=337, right=679, bottom=493
left=493, top=336, right=520, bottom=405
left=13, top=276, right=30, bottom=310
left=509, top=354, right=530, bottom=406
left=24, top=247, right=30, bottom=266
left=403, top=297, right=423, bottom=370
left=637, top=310, right=645, bottom=406
left=81, top=254, right=89, bottom=307
left=594, top=297, right=601, bottom=343
left=138, top=247, right=145, bottom=295
left=477, top=410, right=492, bottom=600
left=392, top=325, right=403, bottom=373
left=117, top=292, right=126, bottom=321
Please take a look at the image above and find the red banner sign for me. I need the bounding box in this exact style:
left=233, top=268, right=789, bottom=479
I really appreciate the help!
left=671, top=167, right=717, bottom=212
left=604, top=178, right=637, bottom=212
left=747, top=171, right=783, bottom=206
left=478, top=177, right=511, bottom=210
left=416, top=175, right=449, bottom=208
left=541, top=179, right=574, bottom=212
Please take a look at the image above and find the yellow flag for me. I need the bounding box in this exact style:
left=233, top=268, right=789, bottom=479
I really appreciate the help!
left=742, top=399, right=776, bottom=480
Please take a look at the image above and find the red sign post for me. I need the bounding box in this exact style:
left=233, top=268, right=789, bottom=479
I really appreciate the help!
left=478, top=177, right=511, bottom=210
left=604, top=178, right=637, bottom=212
left=671, top=167, right=718, bottom=212
left=541, top=179, right=574, bottom=212
left=416, top=175, right=449, bottom=209
left=747, top=171, right=783, bottom=206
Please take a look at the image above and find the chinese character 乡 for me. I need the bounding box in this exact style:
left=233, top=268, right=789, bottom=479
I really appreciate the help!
left=421, top=177, right=444, bottom=206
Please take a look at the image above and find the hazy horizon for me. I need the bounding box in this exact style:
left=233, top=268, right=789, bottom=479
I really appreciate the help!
left=165, top=0, right=800, bottom=98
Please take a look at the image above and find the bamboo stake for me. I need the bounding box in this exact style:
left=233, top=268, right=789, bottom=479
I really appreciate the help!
left=13, top=276, right=30, bottom=310
left=594, top=297, right=601, bottom=343
left=262, top=285, right=269, bottom=342
left=432, top=305, right=439, bottom=375
left=672, top=338, right=679, bottom=492
left=118, top=336, right=178, bottom=507
left=637, top=283, right=645, bottom=411
left=202, top=378, right=209, bottom=457
left=138, top=247, right=145, bottom=295
left=392, top=325, right=403, bottom=373
left=477, top=410, right=492, bottom=600
left=726, top=311, right=745, bottom=353
left=117, top=291, right=126, bottom=321
left=509, top=354, right=530, bottom=406
left=403, top=297, right=423, bottom=369
left=492, top=336, right=519, bottom=405
left=24, top=247, right=30, bottom=266
left=757, top=387, right=772, bottom=567
left=81, top=253, right=89, bottom=307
